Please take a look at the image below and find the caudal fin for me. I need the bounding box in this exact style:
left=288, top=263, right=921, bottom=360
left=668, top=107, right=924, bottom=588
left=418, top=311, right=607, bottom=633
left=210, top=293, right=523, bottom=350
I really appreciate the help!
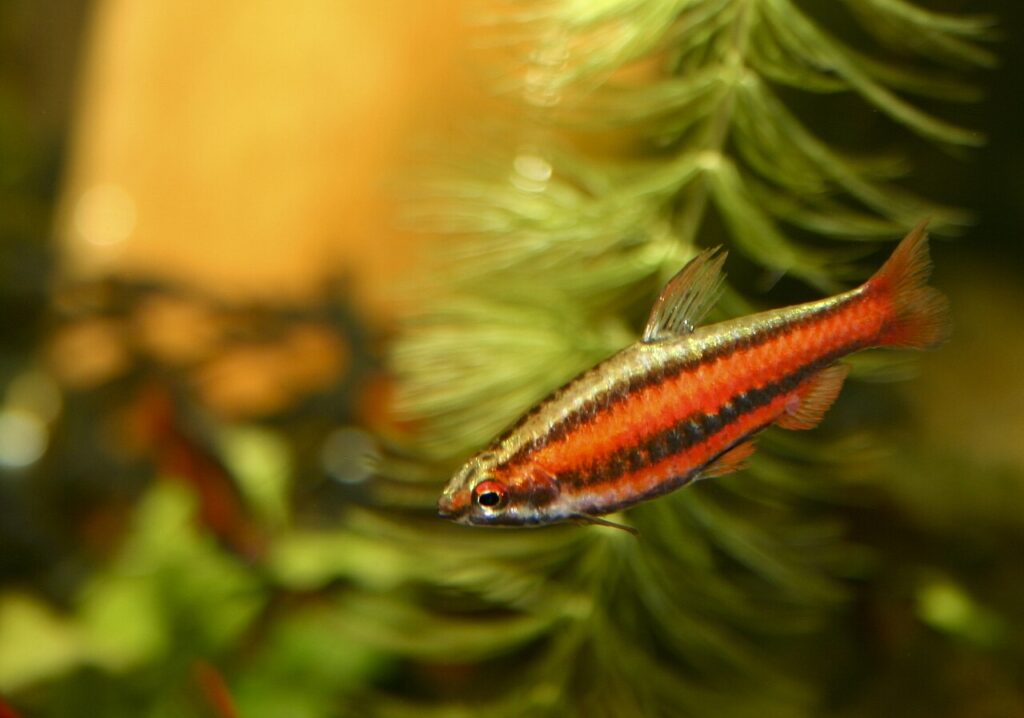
left=869, top=221, right=951, bottom=350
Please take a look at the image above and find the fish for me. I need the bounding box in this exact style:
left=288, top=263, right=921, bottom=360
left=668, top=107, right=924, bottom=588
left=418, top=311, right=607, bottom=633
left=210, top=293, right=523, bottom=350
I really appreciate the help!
left=437, top=223, right=949, bottom=530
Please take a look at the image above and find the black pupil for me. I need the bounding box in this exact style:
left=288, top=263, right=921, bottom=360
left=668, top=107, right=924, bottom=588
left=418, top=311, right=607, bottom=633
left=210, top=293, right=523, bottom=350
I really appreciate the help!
left=477, top=491, right=501, bottom=508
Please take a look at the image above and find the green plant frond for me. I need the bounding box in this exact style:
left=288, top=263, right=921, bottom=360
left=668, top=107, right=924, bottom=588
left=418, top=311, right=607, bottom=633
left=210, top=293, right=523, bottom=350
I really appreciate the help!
left=761, top=0, right=984, bottom=146
left=731, top=94, right=832, bottom=198
left=846, top=0, right=996, bottom=37
left=530, top=0, right=708, bottom=86
left=361, top=0, right=992, bottom=715
left=278, top=512, right=594, bottom=616
left=349, top=509, right=588, bottom=567
left=844, top=0, right=998, bottom=65
left=557, top=68, right=726, bottom=129
left=748, top=37, right=851, bottom=95
left=413, top=160, right=682, bottom=266
left=790, top=147, right=913, bottom=185
left=580, top=636, right=811, bottom=718
left=664, top=0, right=742, bottom=70
left=755, top=32, right=984, bottom=102
left=704, top=158, right=847, bottom=291
left=392, top=295, right=631, bottom=457
left=747, top=82, right=968, bottom=228
left=847, top=47, right=988, bottom=101
left=330, top=592, right=559, bottom=663
left=410, top=157, right=716, bottom=310
left=628, top=601, right=802, bottom=694
left=678, top=493, right=846, bottom=602
left=625, top=541, right=823, bottom=665
left=745, top=182, right=906, bottom=239
left=738, top=17, right=830, bottom=98
left=464, top=233, right=686, bottom=312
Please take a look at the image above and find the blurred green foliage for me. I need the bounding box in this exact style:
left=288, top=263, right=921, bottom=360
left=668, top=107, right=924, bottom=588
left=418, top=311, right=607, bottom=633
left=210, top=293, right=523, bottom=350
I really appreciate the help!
left=2, top=1, right=1024, bottom=717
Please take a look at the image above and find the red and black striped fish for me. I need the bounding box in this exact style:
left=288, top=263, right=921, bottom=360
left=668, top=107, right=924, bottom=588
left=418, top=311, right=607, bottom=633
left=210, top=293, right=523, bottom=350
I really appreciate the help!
left=437, top=223, right=948, bottom=530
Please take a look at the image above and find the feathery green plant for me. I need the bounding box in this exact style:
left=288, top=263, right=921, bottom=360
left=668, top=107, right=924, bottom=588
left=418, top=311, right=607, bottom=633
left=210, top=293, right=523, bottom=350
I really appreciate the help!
left=353, top=1, right=995, bottom=716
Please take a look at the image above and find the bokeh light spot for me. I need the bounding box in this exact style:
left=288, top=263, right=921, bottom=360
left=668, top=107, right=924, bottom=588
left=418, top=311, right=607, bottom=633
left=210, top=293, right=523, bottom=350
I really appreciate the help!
left=73, top=183, right=136, bottom=247
left=321, top=427, right=378, bottom=484
left=0, top=408, right=48, bottom=470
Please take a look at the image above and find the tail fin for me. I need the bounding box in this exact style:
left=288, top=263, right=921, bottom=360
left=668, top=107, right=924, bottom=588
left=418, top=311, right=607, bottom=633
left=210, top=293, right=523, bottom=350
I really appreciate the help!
left=869, top=221, right=951, bottom=350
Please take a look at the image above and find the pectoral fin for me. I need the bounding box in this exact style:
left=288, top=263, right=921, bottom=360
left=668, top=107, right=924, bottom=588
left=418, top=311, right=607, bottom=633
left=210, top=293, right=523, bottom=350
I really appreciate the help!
left=571, top=514, right=640, bottom=537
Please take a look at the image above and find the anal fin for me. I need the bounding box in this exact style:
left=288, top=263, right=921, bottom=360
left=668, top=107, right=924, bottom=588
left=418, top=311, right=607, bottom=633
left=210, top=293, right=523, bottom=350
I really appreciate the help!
left=701, top=439, right=757, bottom=479
left=776, top=363, right=850, bottom=431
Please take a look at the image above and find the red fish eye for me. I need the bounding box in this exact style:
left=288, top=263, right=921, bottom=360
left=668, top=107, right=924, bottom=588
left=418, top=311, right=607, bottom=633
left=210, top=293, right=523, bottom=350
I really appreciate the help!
left=472, top=480, right=508, bottom=510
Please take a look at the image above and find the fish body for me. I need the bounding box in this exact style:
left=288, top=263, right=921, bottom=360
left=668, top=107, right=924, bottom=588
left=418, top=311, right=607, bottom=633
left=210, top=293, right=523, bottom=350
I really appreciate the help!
left=437, top=224, right=948, bottom=528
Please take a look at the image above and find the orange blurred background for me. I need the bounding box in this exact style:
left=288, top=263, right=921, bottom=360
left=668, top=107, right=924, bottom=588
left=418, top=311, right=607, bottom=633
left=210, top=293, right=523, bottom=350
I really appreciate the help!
left=56, top=0, right=477, bottom=313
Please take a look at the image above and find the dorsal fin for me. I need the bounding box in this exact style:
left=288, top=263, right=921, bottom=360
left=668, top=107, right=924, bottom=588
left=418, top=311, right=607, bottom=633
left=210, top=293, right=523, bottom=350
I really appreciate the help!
left=643, top=247, right=727, bottom=343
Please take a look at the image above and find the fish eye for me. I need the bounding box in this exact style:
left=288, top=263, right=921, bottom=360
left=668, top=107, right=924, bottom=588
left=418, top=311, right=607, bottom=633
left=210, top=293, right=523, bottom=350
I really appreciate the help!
left=472, top=480, right=508, bottom=511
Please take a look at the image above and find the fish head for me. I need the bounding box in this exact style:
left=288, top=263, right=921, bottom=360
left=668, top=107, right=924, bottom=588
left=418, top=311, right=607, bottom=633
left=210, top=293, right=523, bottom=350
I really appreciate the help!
left=438, top=452, right=561, bottom=527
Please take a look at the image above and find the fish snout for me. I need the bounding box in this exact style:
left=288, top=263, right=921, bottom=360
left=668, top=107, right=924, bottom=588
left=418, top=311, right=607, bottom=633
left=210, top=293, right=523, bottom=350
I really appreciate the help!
left=437, top=493, right=457, bottom=519
left=437, top=495, right=452, bottom=518
left=438, top=488, right=473, bottom=521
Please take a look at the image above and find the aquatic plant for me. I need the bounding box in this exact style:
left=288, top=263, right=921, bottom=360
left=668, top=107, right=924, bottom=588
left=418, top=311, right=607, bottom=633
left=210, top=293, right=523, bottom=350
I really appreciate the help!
left=372, top=1, right=993, bottom=715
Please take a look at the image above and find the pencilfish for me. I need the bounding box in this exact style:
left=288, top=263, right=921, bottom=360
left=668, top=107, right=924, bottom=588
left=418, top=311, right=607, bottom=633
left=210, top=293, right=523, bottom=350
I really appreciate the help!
left=437, top=223, right=948, bottom=530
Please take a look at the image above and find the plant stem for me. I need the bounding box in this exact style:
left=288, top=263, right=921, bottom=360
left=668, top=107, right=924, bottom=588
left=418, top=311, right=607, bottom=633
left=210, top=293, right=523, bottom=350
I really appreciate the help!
left=675, top=0, right=755, bottom=249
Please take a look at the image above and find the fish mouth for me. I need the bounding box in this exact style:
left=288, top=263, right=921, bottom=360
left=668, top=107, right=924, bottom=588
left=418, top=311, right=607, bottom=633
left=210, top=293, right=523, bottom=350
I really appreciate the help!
left=437, top=498, right=452, bottom=518
left=437, top=494, right=465, bottom=521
